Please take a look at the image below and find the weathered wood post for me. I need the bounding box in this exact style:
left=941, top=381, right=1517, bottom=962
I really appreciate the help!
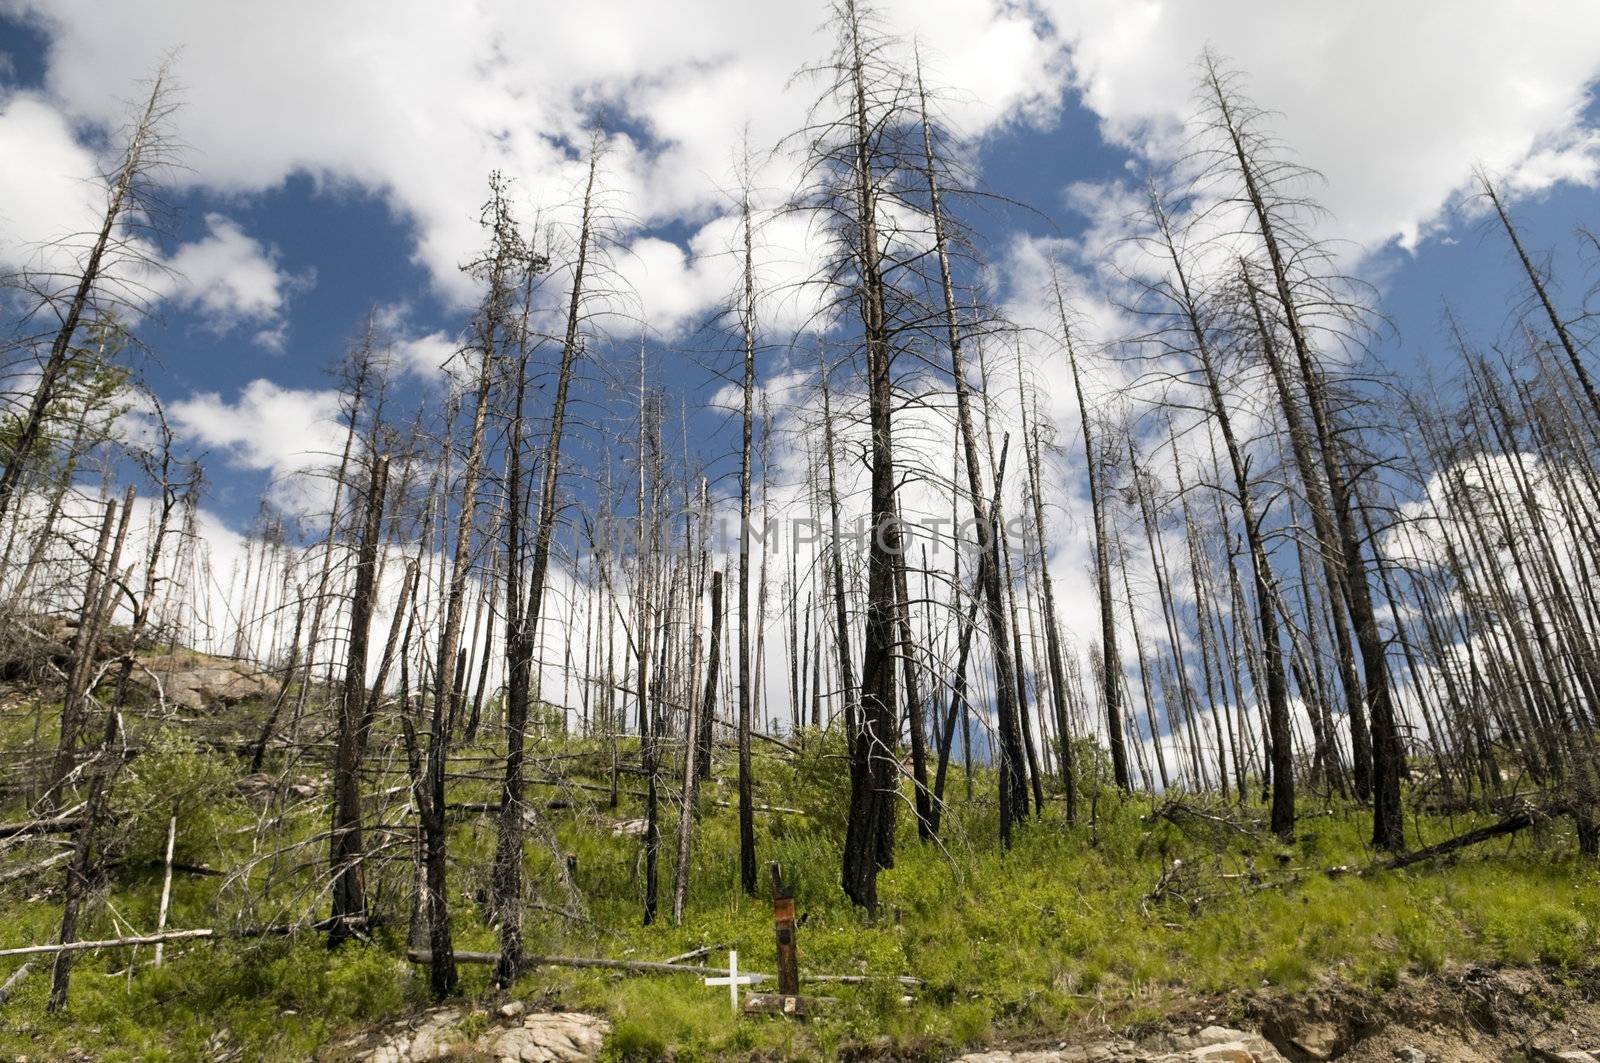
left=772, top=862, right=798, bottom=998
left=745, top=861, right=833, bottom=1016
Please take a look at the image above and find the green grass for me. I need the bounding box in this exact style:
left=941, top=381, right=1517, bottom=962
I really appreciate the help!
left=1, top=704, right=1597, bottom=1061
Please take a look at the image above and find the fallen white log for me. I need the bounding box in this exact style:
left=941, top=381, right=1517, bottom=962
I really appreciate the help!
left=0, top=928, right=213, bottom=959
left=0, top=961, right=33, bottom=1003
left=406, top=948, right=924, bottom=986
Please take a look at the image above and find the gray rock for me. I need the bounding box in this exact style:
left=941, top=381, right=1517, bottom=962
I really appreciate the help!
left=131, top=652, right=278, bottom=711
left=361, top=1008, right=607, bottom=1063
left=953, top=1026, right=1286, bottom=1063
left=1285, top=1022, right=1341, bottom=1060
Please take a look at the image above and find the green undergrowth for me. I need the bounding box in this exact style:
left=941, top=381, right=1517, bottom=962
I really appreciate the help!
left=1, top=700, right=1597, bottom=1061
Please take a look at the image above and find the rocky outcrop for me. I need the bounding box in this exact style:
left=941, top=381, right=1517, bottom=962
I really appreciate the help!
left=955, top=1025, right=1286, bottom=1062
left=348, top=1005, right=608, bottom=1063
left=128, top=653, right=278, bottom=712
left=1244, top=964, right=1600, bottom=1062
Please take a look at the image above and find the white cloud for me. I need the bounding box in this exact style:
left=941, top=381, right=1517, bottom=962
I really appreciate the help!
left=370, top=302, right=462, bottom=381
left=1040, top=0, right=1600, bottom=251
left=606, top=208, right=830, bottom=338
left=390, top=328, right=458, bottom=381
left=0, top=90, right=108, bottom=271
left=1, top=0, right=1062, bottom=308
left=0, top=93, right=302, bottom=343
left=168, top=378, right=345, bottom=514
left=8, top=1, right=1600, bottom=337
left=158, top=213, right=307, bottom=346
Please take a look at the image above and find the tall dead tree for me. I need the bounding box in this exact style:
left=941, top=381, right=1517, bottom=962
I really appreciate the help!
left=674, top=567, right=722, bottom=923
left=1202, top=54, right=1403, bottom=848
left=735, top=178, right=760, bottom=898
left=1141, top=184, right=1295, bottom=834
left=48, top=487, right=134, bottom=1011
left=329, top=452, right=389, bottom=945
left=914, top=52, right=1035, bottom=832
left=420, top=177, right=520, bottom=997
left=817, top=347, right=859, bottom=749
left=0, top=71, right=174, bottom=533
left=491, top=153, right=572, bottom=984
left=800, top=0, right=908, bottom=910
left=1021, top=385, right=1078, bottom=810
left=1479, top=173, right=1600, bottom=427
left=1061, top=294, right=1131, bottom=792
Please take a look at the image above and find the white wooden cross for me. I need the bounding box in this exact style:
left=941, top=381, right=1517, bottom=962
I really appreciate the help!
left=703, top=950, right=761, bottom=1013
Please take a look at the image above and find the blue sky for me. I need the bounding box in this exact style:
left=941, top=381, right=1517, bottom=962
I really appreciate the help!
left=3, top=1, right=1600, bottom=536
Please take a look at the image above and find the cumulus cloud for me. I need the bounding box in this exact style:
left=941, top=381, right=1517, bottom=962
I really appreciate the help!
left=389, top=328, right=457, bottom=381
left=10, top=0, right=1597, bottom=342
left=0, top=0, right=1060, bottom=315
left=7, top=1, right=1600, bottom=335
left=606, top=208, right=831, bottom=338
left=369, top=302, right=461, bottom=380
left=0, top=90, right=108, bottom=270
left=157, top=213, right=308, bottom=348
left=168, top=378, right=345, bottom=514
left=0, top=91, right=302, bottom=345
left=1041, top=0, right=1600, bottom=252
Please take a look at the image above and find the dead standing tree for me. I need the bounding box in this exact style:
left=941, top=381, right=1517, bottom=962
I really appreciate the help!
left=1199, top=52, right=1404, bottom=848
left=491, top=156, right=572, bottom=986
left=48, top=487, right=134, bottom=1011
left=792, top=0, right=914, bottom=912
left=1060, top=295, right=1132, bottom=793
left=0, top=70, right=177, bottom=537
left=1134, top=182, right=1297, bottom=836
left=736, top=171, right=761, bottom=899
left=327, top=452, right=389, bottom=946
left=417, top=176, right=524, bottom=998
left=913, top=51, right=1034, bottom=834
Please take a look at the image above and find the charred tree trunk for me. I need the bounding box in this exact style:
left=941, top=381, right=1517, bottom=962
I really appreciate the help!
left=916, top=59, right=1033, bottom=830
left=736, top=184, right=760, bottom=899
left=329, top=453, right=389, bottom=946
left=1063, top=317, right=1131, bottom=792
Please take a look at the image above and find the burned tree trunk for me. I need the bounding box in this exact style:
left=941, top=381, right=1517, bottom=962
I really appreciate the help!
left=329, top=453, right=389, bottom=946
left=1062, top=312, right=1131, bottom=792
left=0, top=73, right=171, bottom=530
left=48, top=487, right=134, bottom=1012
left=736, top=183, right=760, bottom=899
left=1205, top=59, right=1402, bottom=848
left=1145, top=186, right=1295, bottom=834
left=915, top=57, right=1034, bottom=832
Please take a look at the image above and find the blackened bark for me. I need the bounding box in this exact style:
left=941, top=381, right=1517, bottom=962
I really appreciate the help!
left=329, top=453, right=389, bottom=946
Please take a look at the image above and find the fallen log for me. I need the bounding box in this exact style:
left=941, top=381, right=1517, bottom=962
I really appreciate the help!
left=408, top=949, right=741, bottom=978
left=665, top=944, right=719, bottom=965
left=405, top=949, right=924, bottom=986
left=446, top=793, right=804, bottom=816
left=101, top=856, right=223, bottom=879
left=808, top=973, right=925, bottom=986
left=0, top=850, right=72, bottom=885
left=709, top=799, right=806, bottom=816
left=1327, top=798, right=1590, bottom=876
left=233, top=915, right=375, bottom=939
left=0, top=928, right=213, bottom=959
left=0, top=816, right=83, bottom=840
left=1382, top=805, right=1548, bottom=870
left=0, top=961, right=33, bottom=1004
